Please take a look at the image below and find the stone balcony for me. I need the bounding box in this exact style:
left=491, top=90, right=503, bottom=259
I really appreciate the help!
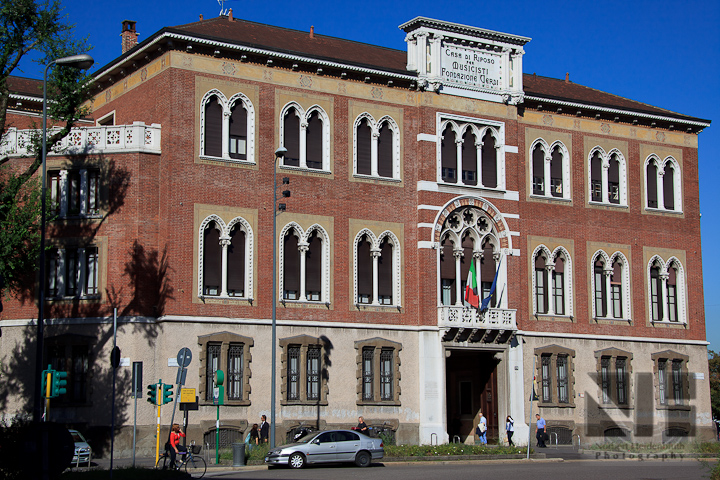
left=1, top=122, right=162, bottom=157
left=438, top=305, right=517, bottom=344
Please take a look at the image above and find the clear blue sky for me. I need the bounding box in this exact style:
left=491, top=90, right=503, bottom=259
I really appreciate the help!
left=16, top=0, right=720, bottom=348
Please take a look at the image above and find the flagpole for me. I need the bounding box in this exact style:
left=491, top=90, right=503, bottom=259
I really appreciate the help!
left=527, top=353, right=535, bottom=459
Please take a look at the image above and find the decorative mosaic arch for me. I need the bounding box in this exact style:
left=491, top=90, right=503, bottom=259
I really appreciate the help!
left=432, top=196, right=512, bottom=252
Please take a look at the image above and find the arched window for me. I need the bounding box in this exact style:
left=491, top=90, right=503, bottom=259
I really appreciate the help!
left=647, top=160, right=659, bottom=208
left=441, top=124, right=457, bottom=183
left=354, top=230, right=400, bottom=307
left=461, top=129, right=478, bottom=186
left=533, top=246, right=573, bottom=317
left=199, top=215, right=253, bottom=299
left=201, top=90, right=255, bottom=163
left=480, top=238, right=496, bottom=307
left=532, top=144, right=545, bottom=195
left=591, top=251, right=629, bottom=321
left=530, top=139, right=569, bottom=200
left=650, top=261, right=663, bottom=322
left=550, top=146, right=564, bottom=198
left=440, top=235, right=456, bottom=306
left=353, top=114, right=399, bottom=180
left=645, top=155, right=682, bottom=212
left=534, top=252, right=548, bottom=314
left=281, top=104, right=330, bottom=171
left=481, top=130, right=497, bottom=188
left=588, top=147, right=627, bottom=206
left=280, top=223, right=329, bottom=304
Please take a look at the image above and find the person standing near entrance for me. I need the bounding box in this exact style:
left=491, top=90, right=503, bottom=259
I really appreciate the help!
left=535, top=413, right=546, bottom=448
left=505, top=415, right=514, bottom=446
left=260, top=415, right=269, bottom=444
left=476, top=411, right=487, bottom=444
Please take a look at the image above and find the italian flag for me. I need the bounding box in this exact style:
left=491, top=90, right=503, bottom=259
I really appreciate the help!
left=464, top=260, right=479, bottom=309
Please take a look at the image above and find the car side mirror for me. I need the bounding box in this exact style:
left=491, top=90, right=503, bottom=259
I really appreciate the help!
left=313, top=439, right=321, bottom=445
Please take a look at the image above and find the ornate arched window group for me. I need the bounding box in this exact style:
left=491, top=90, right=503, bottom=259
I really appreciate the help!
left=645, top=154, right=682, bottom=212
left=439, top=119, right=504, bottom=189
left=200, top=90, right=256, bottom=163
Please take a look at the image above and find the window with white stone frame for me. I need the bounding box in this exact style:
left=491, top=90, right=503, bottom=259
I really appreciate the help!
left=48, top=168, right=100, bottom=218
left=644, top=154, right=682, bottom=213
left=531, top=245, right=573, bottom=318
left=647, top=255, right=686, bottom=324
left=280, top=102, right=330, bottom=171
left=437, top=114, right=506, bottom=190
left=354, top=229, right=401, bottom=307
left=200, top=89, right=256, bottom=163
left=355, top=338, right=402, bottom=405
left=530, top=138, right=570, bottom=200
left=198, top=215, right=253, bottom=300
left=587, top=146, right=627, bottom=206
left=280, top=222, right=330, bottom=304
left=353, top=113, right=401, bottom=180
left=590, top=250, right=631, bottom=321
left=46, top=245, right=100, bottom=299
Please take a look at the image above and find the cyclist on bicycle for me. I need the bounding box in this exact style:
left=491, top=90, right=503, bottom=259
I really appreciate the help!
left=169, top=423, right=187, bottom=467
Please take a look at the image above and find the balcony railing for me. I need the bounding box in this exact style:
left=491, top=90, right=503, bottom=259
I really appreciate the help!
left=438, top=305, right=517, bottom=331
left=1, top=122, right=162, bottom=157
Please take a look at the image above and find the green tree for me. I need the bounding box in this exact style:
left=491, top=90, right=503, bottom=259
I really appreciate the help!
left=0, top=0, right=93, bottom=298
left=709, top=350, right=720, bottom=422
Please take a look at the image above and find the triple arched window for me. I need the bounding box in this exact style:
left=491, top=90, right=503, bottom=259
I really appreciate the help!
left=199, top=215, right=253, bottom=299
left=438, top=206, right=502, bottom=307
left=200, top=90, right=255, bottom=163
left=280, top=103, right=330, bottom=171
left=280, top=223, right=330, bottom=303
left=590, top=251, right=631, bottom=321
left=645, top=155, right=682, bottom=212
left=648, top=256, right=686, bottom=323
left=439, top=117, right=504, bottom=189
left=588, top=147, right=627, bottom=206
left=353, top=114, right=400, bottom=180
left=532, top=246, right=573, bottom=317
left=354, top=229, right=401, bottom=306
left=530, top=139, right=570, bottom=199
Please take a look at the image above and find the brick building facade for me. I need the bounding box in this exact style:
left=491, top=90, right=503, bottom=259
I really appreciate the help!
left=0, top=14, right=712, bottom=454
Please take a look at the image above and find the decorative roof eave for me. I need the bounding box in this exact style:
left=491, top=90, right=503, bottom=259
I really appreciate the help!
left=9, top=93, right=41, bottom=103
left=524, top=95, right=711, bottom=130
left=93, top=31, right=418, bottom=84
left=399, top=16, right=531, bottom=46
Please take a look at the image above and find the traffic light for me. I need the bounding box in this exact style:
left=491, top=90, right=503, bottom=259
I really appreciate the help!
left=162, top=383, right=173, bottom=405
left=51, top=370, right=68, bottom=397
left=147, top=383, right=158, bottom=405
left=41, top=366, right=54, bottom=398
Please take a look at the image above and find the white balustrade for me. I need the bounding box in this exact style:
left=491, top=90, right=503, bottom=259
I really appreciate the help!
left=438, top=305, right=517, bottom=331
left=1, top=122, right=161, bottom=156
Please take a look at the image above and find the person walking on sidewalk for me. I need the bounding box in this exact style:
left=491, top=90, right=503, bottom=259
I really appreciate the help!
left=535, top=414, right=546, bottom=448
left=476, top=411, right=487, bottom=445
left=506, top=415, right=514, bottom=446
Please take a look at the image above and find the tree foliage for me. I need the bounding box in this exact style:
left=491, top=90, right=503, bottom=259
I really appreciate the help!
left=0, top=0, right=93, bottom=297
left=709, top=350, right=720, bottom=421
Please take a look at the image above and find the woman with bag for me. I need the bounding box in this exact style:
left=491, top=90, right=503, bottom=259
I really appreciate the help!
left=246, top=423, right=260, bottom=450
left=477, top=411, right=487, bottom=445
left=505, top=416, right=514, bottom=446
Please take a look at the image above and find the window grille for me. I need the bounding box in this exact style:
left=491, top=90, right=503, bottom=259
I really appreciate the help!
left=227, top=344, right=243, bottom=400
left=616, top=357, right=627, bottom=405
left=672, top=360, right=683, bottom=403
left=362, top=348, right=373, bottom=401
left=85, top=247, right=99, bottom=295
left=380, top=349, right=393, bottom=401
left=287, top=346, right=300, bottom=400
left=658, top=361, right=667, bottom=405
left=307, top=346, right=320, bottom=401
left=601, top=357, right=610, bottom=404
left=541, top=355, right=551, bottom=402
left=557, top=355, right=568, bottom=403
left=206, top=344, right=220, bottom=401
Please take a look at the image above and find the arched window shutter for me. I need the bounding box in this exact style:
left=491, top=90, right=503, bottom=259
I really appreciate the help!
left=306, top=112, right=323, bottom=169
left=203, top=224, right=222, bottom=294
left=227, top=227, right=245, bottom=296
left=204, top=98, right=223, bottom=157
left=441, top=126, right=457, bottom=183
left=357, top=236, right=372, bottom=300
left=647, top=162, right=658, bottom=207
left=378, top=238, right=393, bottom=301
left=461, top=131, right=477, bottom=186
left=356, top=120, right=372, bottom=175
left=305, top=232, right=322, bottom=294
left=378, top=123, right=394, bottom=178
left=284, top=110, right=300, bottom=167
left=481, top=131, right=497, bottom=188
left=283, top=232, right=300, bottom=294
left=663, top=165, right=675, bottom=210
left=229, top=102, right=247, bottom=160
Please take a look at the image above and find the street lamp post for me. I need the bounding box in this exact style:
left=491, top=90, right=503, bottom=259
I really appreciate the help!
left=33, top=54, right=94, bottom=423
left=270, top=146, right=286, bottom=448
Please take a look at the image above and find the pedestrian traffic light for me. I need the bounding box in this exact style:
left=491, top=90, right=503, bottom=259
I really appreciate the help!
left=51, top=370, right=68, bottom=397
left=162, top=383, right=173, bottom=405
left=147, top=383, right=158, bottom=405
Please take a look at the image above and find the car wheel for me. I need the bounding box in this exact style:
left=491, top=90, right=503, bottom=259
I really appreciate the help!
left=355, top=451, right=371, bottom=467
left=289, top=453, right=305, bottom=469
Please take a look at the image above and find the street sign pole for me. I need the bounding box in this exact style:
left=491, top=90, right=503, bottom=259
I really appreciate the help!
left=155, top=381, right=162, bottom=467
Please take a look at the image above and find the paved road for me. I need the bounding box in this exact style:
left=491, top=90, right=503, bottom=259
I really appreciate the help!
left=195, top=459, right=712, bottom=480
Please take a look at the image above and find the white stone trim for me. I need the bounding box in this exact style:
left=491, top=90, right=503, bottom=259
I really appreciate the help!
left=516, top=331, right=707, bottom=346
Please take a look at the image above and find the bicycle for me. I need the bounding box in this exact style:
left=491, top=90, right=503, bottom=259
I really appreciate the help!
left=155, top=441, right=207, bottom=478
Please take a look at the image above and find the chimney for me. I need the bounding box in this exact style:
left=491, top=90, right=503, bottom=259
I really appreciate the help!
left=199, top=14, right=203, bottom=21
left=121, top=20, right=138, bottom=54
left=228, top=8, right=233, bottom=21
left=565, top=72, right=570, bottom=83
left=310, top=25, right=314, bottom=39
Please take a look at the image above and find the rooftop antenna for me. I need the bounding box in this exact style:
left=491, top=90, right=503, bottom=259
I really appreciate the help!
left=218, top=0, right=228, bottom=16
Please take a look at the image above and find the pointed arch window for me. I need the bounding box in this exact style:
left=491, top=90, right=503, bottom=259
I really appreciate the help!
left=353, top=114, right=399, bottom=180
left=591, top=251, right=630, bottom=321
left=281, top=104, right=330, bottom=171
left=531, top=140, right=570, bottom=200
left=588, top=148, right=627, bottom=206
left=199, top=216, right=253, bottom=300
left=533, top=246, right=572, bottom=317
left=354, top=230, right=400, bottom=307
left=438, top=116, right=505, bottom=189
left=280, top=224, right=330, bottom=304
left=647, top=256, right=685, bottom=324
left=645, top=155, right=682, bottom=212
left=200, top=90, right=255, bottom=163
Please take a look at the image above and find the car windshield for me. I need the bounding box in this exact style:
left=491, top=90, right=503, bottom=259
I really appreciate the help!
left=71, top=432, right=83, bottom=442
left=295, top=432, right=317, bottom=444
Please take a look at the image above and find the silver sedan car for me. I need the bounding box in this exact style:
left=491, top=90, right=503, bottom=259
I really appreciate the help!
left=265, top=429, right=384, bottom=468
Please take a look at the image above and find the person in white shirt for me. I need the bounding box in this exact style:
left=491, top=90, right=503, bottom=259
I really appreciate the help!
left=505, top=415, right=514, bottom=446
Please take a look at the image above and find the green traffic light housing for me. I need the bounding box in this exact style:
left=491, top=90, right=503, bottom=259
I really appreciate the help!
left=162, top=383, right=173, bottom=405
left=51, top=370, right=68, bottom=397
left=147, top=383, right=158, bottom=405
